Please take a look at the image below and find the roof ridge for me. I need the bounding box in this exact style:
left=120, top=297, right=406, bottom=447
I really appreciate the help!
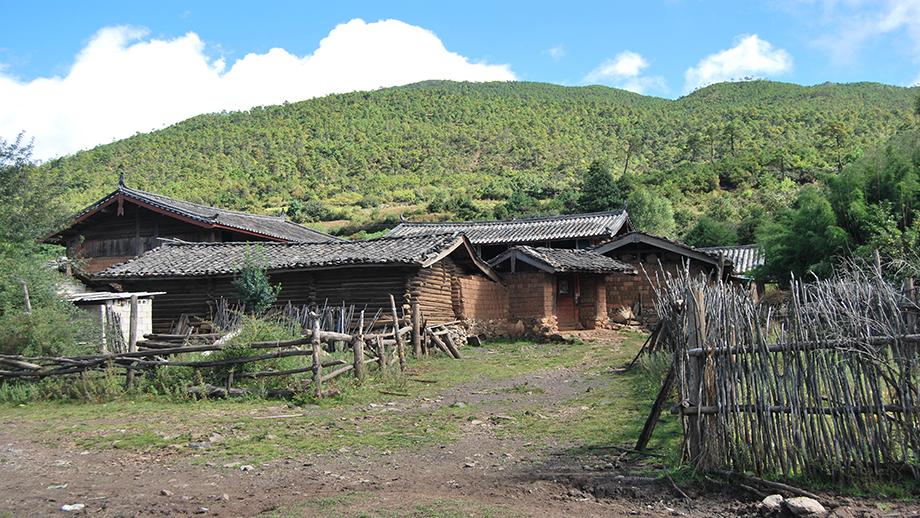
left=162, top=232, right=460, bottom=247
left=121, top=185, right=288, bottom=222
left=394, top=209, right=626, bottom=227
left=700, top=243, right=761, bottom=250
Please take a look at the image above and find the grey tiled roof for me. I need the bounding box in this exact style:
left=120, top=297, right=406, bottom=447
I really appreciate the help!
left=700, top=244, right=764, bottom=276
left=490, top=246, right=636, bottom=274
left=386, top=210, right=630, bottom=245
left=52, top=183, right=337, bottom=243
left=95, top=234, right=489, bottom=279
left=594, top=232, right=732, bottom=269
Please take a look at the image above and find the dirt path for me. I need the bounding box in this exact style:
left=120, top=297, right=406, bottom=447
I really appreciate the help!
left=1, top=336, right=916, bottom=517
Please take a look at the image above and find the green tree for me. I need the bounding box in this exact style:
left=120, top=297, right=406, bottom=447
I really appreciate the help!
left=493, top=189, right=540, bottom=219
left=627, top=187, right=676, bottom=237
left=683, top=216, right=739, bottom=247
left=1, top=133, right=64, bottom=246
left=757, top=187, right=849, bottom=282
left=233, top=250, right=281, bottom=315
left=577, top=160, right=630, bottom=213
left=819, top=120, right=852, bottom=173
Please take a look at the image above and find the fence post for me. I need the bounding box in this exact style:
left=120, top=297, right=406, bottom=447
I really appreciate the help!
left=354, top=310, right=366, bottom=383
left=411, top=299, right=422, bottom=358
left=390, top=295, right=407, bottom=372
left=20, top=280, right=31, bottom=315
left=125, top=295, right=138, bottom=390
left=311, top=313, right=322, bottom=399
left=906, top=278, right=917, bottom=331
left=376, top=336, right=387, bottom=376
left=685, top=286, right=710, bottom=469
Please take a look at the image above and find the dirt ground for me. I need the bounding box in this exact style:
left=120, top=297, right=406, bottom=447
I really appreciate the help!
left=1, top=332, right=917, bottom=517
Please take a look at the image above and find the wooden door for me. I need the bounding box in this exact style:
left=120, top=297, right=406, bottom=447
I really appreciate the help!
left=556, top=274, right=579, bottom=329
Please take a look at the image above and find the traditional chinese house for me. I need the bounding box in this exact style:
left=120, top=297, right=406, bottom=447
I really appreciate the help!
left=488, top=246, right=635, bottom=332
left=91, top=234, right=498, bottom=333
left=386, top=210, right=631, bottom=260
left=46, top=177, right=337, bottom=274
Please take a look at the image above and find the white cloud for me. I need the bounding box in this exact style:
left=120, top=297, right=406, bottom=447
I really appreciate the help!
left=584, top=51, right=667, bottom=94
left=683, top=35, right=792, bottom=92
left=812, top=0, right=920, bottom=64
left=547, top=45, right=566, bottom=61
left=0, top=19, right=515, bottom=159
left=807, top=0, right=920, bottom=84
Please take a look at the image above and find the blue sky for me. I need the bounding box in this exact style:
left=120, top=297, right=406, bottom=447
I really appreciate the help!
left=2, top=1, right=919, bottom=158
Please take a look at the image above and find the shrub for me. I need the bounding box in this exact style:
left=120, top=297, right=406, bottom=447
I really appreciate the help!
left=232, top=249, right=281, bottom=316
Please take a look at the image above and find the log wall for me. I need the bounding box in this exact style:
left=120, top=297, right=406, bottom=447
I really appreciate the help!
left=66, top=202, right=273, bottom=273
left=116, top=264, right=464, bottom=333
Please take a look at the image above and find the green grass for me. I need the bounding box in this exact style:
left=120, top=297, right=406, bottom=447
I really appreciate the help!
left=494, top=333, right=681, bottom=467
left=0, top=337, right=634, bottom=464
left=260, top=494, right=518, bottom=518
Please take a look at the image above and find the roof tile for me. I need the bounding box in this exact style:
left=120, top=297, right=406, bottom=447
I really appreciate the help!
left=95, top=234, right=474, bottom=279
left=386, top=211, right=629, bottom=245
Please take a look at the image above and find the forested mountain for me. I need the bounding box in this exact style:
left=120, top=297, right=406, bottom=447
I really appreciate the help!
left=40, top=80, right=917, bottom=240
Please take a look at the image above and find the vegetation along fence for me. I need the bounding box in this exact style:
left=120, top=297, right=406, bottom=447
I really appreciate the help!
left=0, top=294, right=467, bottom=399
left=652, top=266, right=919, bottom=481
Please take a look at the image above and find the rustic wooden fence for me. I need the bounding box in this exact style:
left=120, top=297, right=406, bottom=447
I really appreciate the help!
left=0, top=295, right=467, bottom=399
left=649, top=266, right=920, bottom=481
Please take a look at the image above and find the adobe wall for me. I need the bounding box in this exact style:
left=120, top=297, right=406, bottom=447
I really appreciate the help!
left=506, top=271, right=557, bottom=336
left=457, top=273, right=510, bottom=336
left=606, top=260, right=714, bottom=327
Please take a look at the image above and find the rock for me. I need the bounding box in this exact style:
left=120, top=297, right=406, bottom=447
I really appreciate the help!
left=451, top=401, right=467, bottom=409
left=467, top=335, right=483, bottom=347
left=463, top=462, right=476, bottom=468
left=761, top=494, right=784, bottom=512
left=512, top=320, right=525, bottom=336
left=195, top=507, right=209, bottom=514
left=827, top=507, right=857, bottom=518
left=239, top=465, right=255, bottom=472
left=219, top=494, right=230, bottom=502
left=160, top=489, right=174, bottom=497
left=490, top=415, right=515, bottom=422
left=61, top=503, right=85, bottom=512
left=187, top=442, right=211, bottom=450
left=784, top=497, right=827, bottom=517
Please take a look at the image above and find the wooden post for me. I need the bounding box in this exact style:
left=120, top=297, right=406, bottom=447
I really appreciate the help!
left=685, top=287, right=708, bottom=469
left=376, top=336, right=387, bottom=376
left=906, top=278, right=917, bottom=331
left=354, top=310, right=366, bottom=383
left=635, top=365, right=675, bottom=451
left=311, top=313, right=322, bottom=398
left=125, top=295, right=139, bottom=389
left=98, top=304, right=108, bottom=353
left=390, top=294, right=407, bottom=371
left=20, top=281, right=31, bottom=315
left=411, top=299, right=422, bottom=358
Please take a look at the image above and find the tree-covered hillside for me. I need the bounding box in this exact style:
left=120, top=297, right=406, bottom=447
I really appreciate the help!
left=40, top=80, right=917, bottom=240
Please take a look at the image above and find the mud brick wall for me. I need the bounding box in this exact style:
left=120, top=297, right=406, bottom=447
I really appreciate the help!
left=458, top=274, right=509, bottom=320
left=507, top=271, right=553, bottom=321
left=606, top=260, right=713, bottom=326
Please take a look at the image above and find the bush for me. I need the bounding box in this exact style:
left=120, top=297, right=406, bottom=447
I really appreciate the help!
left=232, top=250, right=281, bottom=315
left=627, top=187, right=676, bottom=238
left=683, top=216, right=739, bottom=247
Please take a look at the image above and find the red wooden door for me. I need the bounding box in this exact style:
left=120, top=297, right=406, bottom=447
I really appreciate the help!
left=556, top=274, right=579, bottom=329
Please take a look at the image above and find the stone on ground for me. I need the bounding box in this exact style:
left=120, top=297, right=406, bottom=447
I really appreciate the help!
left=761, top=494, right=784, bottom=512
left=784, top=496, right=827, bottom=517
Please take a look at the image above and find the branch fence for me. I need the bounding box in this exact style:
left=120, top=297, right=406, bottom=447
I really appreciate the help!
left=646, top=265, right=919, bottom=481
left=0, top=295, right=467, bottom=399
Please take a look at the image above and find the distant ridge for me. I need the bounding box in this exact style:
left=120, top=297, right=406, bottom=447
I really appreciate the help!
left=41, top=80, right=917, bottom=226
